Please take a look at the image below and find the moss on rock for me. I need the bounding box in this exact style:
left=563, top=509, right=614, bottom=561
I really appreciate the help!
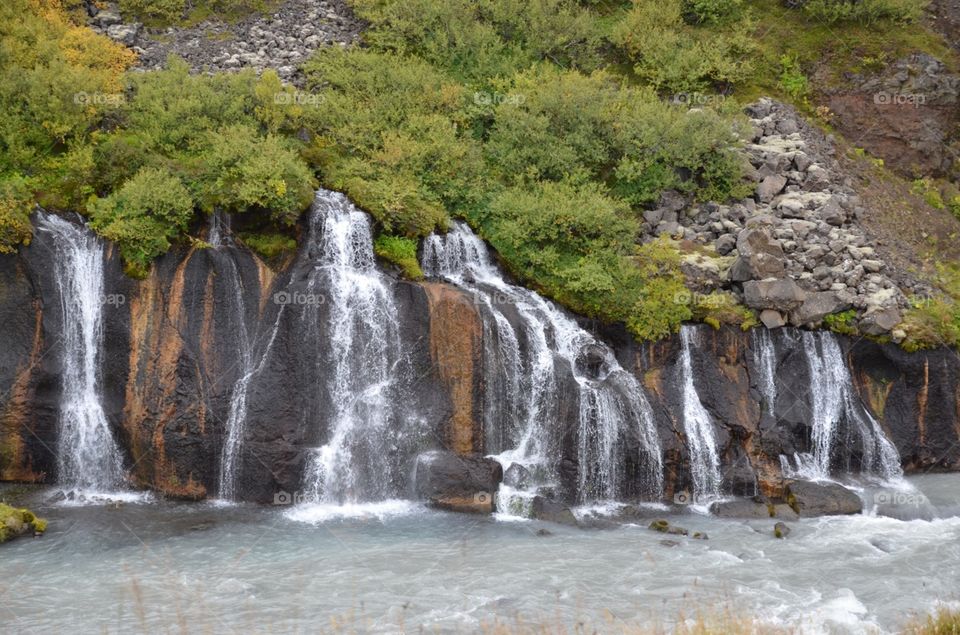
left=0, top=503, right=46, bottom=543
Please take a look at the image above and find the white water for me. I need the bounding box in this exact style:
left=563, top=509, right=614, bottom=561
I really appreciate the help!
left=301, top=190, right=403, bottom=504
left=422, top=223, right=663, bottom=502
left=787, top=332, right=903, bottom=483
left=6, top=473, right=959, bottom=633
left=214, top=222, right=285, bottom=501
left=753, top=328, right=778, bottom=417
left=37, top=214, right=124, bottom=493
left=679, top=325, right=723, bottom=504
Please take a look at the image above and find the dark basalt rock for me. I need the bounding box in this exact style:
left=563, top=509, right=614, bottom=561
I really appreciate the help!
left=530, top=496, right=578, bottom=526
left=502, top=463, right=531, bottom=489
left=785, top=480, right=863, bottom=517
left=414, top=451, right=503, bottom=513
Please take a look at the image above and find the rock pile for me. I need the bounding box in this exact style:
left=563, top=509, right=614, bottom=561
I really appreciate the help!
left=647, top=98, right=931, bottom=337
left=86, top=0, right=363, bottom=81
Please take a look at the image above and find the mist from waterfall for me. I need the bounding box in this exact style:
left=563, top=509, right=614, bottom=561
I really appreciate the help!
left=782, top=331, right=903, bottom=483
left=37, top=213, right=124, bottom=492
left=301, top=190, right=403, bottom=504
left=421, top=223, right=663, bottom=502
left=678, top=325, right=722, bottom=504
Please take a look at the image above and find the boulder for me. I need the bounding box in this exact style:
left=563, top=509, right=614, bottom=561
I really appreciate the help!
left=729, top=228, right=786, bottom=281
left=414, top=451, right=503, bottom=514
left=710, top=500, right=773, bottom=519
left=756, top=175, right=787, bottom=203
left=790, top=291, right=852, bottom=326
left=785, top=480, right=863, bottom=517
left=531, top=496, right=578, bottom=526
left=859, top=306, right=901, bottom=336
left=502, top=463, right=531, bottom=489
left=743, top=279, right=807, bottom=312
left=774, top=522, right=791, bottom=538
left=759, top=309, right=786, bottom=328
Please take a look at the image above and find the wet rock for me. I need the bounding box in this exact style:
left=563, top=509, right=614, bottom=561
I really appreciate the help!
left=414, top=451, right=503, bottom=514
left=660, top=539, right=680, bottom=547
left=785, top=480, right=863, bottom=517
left=502, top=463, right=532, bottom=489
left=774, top=521, right=791, bottom=538
left=535, top=528, right=553, bottom=537
left=710, top=499, right=773, bottom=519
left=531, top=496, right=578, bottom=526
left=648, top=519, right=689, bottom=536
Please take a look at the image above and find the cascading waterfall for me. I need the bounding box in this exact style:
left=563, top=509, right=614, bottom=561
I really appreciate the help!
left=752, top=328, right=778, bottom=417
left=301, top=190, right=403, bottom=504
left=214, top=216, right=284, bottom=501
left=421, top=223, right=663, bottom=502
left=678, top=325, right=722, bottom=503
left=782, top=331, right=902, bottom=482
left=38, top=213, right=124, bottom=492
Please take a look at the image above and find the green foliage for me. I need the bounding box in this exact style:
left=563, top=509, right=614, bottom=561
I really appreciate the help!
left=907, top=607, right=960, bottom=634
left=692, top=291, right=758, bottom=330
left=949, top=195, right=960, bottom=221
left=778, top=55, right=809, bottom=100
left=118, top=0, right=275, bottom=25
left=626, top=238, right=692, bottom=340
left=900, top=265, right=960, bottom=351
left=238, top=232, right=297, bottom=259
left=911, top=178, right=946, bottom=210
left=0, top=502, right=46, bottom=543
left=0, top=175, right=36, bottom=253
left=799, top=0, right=926, bottom=25
left=88, top=167, right=194, bottom=277
left=348, top=0, right=605, bottom=83
left=682, top=0, right=744, bottom=24
left=374, top=234, right=424, bottom=279
left=612, top=0, right=756, bottom=93
left=824, top=309, right=859, bottom=336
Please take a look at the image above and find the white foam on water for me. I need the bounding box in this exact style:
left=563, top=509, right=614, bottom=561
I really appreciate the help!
left=284, top=499, right=423, bottom=523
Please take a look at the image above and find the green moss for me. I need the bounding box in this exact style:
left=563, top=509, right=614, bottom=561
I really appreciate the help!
left=374, top=234, right=424, bottom=280
left=238, top=232, right=298, bottom=260
left=0, top=502, right=46, bottom=543
left=692, top=291, right=759, bottom=331
left=824, top=309, right=859, bottom=336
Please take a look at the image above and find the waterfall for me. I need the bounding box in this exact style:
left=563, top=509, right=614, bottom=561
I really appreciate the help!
left=301, top=190, right=403, bottom=504
left=678, top=325, right=722, bottom=503
left=752, top=328, right=778, bottom=417
left=422, top=223, right=663, bottom=502
left=37, top=213, right=124, bottom=492
left=215, top=222, right=284, bottom=501
left=785, top=331, right=903, bottom=482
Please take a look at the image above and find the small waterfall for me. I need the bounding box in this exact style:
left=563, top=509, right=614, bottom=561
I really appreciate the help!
left=215, top=223, right=284, bottom=501
left=422, top=223, right=663, bottom=502
left=301, top=191, right=403, bottom=504
left=678, top=325, right=722, bottom=503
left=752, top=328, right=778, bottom=417
left=786, top=331, right=903, bottom=482
left=37, top=213, right=124, bottom=492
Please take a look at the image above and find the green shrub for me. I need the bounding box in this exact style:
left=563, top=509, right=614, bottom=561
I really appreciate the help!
left=88, top=167, right=194, bottom=277
left=778, top=55, right=809, bottom=100
left=348, top=0, right=605, bottom=82
left=119, top=0, right=186, bottom=24
left=799, top=0, right=926, bottom=25
left=824, top=309, right=859, bottom=335
left=374, top=234, right=424, bottom=279
left=0, top=175, right=35, bottom=253
left=682, top=0, right=744, bottom=24
left=627, top=238, right=692, bottom=340
left=612, top=0, right=756, bottom=93
left=238, top=232, right=297, bottom=259
left=692, top=291, right=758, bottom=330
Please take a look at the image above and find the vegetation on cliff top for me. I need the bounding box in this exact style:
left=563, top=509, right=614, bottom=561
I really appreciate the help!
left=1, top=0, right=957, bottom=342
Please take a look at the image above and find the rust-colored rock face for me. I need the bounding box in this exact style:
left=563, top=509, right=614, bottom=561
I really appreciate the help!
left=422, top=282, right=483, bottom=456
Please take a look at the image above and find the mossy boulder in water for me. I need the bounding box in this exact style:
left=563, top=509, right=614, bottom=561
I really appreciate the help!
left=0, top=503, right=46, bottom=543
left=785, top=480, right=863, bottom=517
